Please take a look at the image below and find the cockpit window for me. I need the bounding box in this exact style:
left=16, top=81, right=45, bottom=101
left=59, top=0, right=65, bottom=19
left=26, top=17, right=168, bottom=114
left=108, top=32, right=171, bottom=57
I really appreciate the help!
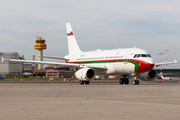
left=133, top=54, right=151, bottom=58
left=133, top=54, right=137, bottom=58
left=141, top=54, right=147, bottom=57
left=147, top=54, right=151, bottom=57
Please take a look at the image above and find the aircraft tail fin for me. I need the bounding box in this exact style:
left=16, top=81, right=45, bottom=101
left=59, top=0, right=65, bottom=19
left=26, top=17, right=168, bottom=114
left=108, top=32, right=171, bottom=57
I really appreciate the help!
left=66, top=23, right=82, bottom=55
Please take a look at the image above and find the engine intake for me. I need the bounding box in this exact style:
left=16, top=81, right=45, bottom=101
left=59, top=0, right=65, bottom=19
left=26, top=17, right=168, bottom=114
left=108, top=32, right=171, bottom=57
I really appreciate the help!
left=74, top=68, right=96, bottom=80
left=137, top=69, right=157, bottom=81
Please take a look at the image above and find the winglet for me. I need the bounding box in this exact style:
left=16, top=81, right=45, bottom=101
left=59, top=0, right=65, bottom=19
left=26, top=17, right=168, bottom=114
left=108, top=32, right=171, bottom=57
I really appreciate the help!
left=174, top=59, right=178, bottom=64
left=1, top=57, right=5, bottom=63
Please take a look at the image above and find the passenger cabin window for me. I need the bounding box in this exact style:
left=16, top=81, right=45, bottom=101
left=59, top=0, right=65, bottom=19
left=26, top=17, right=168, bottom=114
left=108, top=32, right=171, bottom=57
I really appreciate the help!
left=133, top=54, right=151, bottom=58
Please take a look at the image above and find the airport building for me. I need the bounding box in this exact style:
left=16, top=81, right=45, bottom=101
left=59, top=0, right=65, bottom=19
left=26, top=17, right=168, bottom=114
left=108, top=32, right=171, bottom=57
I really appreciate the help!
left=156, top=69, right=180, bottom=77
left=0, top=52, right=37, bottom=77
left=0, top=52, right=22, bottom=76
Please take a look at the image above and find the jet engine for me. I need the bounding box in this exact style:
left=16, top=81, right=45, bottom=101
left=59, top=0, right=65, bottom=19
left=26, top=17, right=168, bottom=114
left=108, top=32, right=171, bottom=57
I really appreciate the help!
left=136, top=69, right=157, bottom=81
left=74, top=68, right=96, bottom=80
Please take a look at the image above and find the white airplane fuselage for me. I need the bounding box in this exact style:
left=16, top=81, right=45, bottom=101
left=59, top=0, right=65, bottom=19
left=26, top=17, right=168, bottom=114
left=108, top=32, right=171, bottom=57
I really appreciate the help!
left=65, top=48, right=155, bottom=75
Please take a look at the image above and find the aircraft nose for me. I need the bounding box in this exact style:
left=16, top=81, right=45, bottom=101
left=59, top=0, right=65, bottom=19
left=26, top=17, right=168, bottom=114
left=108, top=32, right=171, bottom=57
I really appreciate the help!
left=137, top=59, right=155, bottom=73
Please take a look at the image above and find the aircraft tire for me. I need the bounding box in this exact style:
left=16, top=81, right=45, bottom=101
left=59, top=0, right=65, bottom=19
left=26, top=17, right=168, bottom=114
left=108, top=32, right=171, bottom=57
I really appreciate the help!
left=119, top=78, right=125, bottom=84
left=85, top=81, right=90, bottom=85
left=133, top=80, right=139, bottom=85
left=124, top=78, right=129, bottom=84
left=136, top=80, right=139, bottom=85
left=80, top=81, right=84, bottom=85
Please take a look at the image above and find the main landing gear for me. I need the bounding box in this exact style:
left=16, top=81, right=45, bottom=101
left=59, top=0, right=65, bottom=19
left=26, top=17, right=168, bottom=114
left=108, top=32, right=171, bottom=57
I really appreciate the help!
left=119, top=74, right=139, bottom=85
left=80, top=80, right=90, bottom=85
left=119, top=78, right=129, bottom=84
left=119, top=75, right=129, bottom=85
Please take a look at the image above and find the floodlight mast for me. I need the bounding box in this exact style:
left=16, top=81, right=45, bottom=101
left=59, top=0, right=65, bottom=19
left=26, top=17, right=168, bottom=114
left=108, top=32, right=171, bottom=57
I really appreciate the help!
left=159, top=52, right=164, bottom=75
left=165, top=50, right=169, bottom=69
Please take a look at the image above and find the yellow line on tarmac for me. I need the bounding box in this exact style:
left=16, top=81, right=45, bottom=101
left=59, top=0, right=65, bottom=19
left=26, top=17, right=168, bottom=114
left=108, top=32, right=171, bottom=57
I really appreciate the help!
left=139, top=80, right=148, bottom=84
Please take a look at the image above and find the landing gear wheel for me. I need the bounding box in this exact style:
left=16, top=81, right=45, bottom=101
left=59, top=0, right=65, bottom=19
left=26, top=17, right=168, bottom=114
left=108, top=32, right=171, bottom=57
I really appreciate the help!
left=133, top=80, right=139, bottom=85
left=80, top=81, right=84, bottom=85
left=85, top=81, right=90, bottom=85
left=119, top=78, right=125, bottom=84
left=136, top=80, right=139, bottom=85
left=124, top=78, right=129, bottom=84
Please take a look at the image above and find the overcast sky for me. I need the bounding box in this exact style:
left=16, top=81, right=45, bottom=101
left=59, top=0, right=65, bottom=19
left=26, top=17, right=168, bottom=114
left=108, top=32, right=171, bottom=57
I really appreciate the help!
left=1, top=0, right=180, bottom=68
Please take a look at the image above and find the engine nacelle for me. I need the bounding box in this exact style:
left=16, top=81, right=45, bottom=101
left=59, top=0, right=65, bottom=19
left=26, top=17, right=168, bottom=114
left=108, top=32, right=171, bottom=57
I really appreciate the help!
left=74, top=68, right=96, bottom=80
left=136, top=69, right=157, bottom=81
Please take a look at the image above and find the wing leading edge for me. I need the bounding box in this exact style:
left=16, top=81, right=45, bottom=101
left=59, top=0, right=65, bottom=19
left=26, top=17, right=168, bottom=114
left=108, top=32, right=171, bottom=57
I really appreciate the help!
left=2, top=58, right=106, bottom=70
left=155, top=59, right=178, bottom=67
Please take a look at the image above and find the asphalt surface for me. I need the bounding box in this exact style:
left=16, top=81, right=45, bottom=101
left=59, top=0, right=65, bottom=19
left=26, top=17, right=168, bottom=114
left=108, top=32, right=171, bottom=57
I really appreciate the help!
left=0, top=78, right=180, bottom=85
left=0, top=79, right=180, bottom=120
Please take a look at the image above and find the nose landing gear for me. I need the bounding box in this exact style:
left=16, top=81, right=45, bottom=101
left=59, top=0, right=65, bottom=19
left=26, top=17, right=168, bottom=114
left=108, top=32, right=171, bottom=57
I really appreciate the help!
left=132, top=74, right=139, bottom=85
left=133, top=80, right=139, bottom=85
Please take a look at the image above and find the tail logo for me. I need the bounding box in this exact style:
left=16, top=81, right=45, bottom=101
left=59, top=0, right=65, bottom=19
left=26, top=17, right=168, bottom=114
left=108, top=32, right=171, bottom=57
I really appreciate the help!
left=67, top=31, right=74, bottom=36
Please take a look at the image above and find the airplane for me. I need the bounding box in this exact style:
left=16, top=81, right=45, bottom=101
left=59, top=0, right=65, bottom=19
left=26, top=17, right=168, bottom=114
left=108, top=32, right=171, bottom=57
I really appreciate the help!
left=1, top=23, right=178, bottom=85
left=22, top=72, right=33, bottom=76
left=158, top=74, right=172, bottom=80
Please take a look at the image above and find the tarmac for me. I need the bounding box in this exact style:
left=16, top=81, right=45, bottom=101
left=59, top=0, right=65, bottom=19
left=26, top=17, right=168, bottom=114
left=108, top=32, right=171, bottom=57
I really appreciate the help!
left=0, top=79, right=180, bottom=120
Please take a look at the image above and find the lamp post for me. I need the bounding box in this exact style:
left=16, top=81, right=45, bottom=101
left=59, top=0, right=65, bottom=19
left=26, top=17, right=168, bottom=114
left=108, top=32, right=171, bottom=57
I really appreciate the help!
left=165, top=50, right=169, bottom=69
left=159, top=52, right=164, bottom=75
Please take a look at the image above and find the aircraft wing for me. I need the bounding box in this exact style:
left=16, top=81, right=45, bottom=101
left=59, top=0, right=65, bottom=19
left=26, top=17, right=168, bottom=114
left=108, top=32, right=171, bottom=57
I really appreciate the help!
left=155, top=59, right=178, bottom=67
left=43, top=56, right=67, bottom=60
left=2, top=58, right=106, bottom=70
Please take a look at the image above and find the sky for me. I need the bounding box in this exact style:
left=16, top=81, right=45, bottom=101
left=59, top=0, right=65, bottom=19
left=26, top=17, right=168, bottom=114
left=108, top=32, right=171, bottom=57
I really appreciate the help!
left=0, top=0, right=180, bottom=69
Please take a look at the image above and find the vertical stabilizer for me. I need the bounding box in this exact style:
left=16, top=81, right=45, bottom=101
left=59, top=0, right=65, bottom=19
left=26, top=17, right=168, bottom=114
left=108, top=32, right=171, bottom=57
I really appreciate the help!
left=66, top=23, right=82, bottom=55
